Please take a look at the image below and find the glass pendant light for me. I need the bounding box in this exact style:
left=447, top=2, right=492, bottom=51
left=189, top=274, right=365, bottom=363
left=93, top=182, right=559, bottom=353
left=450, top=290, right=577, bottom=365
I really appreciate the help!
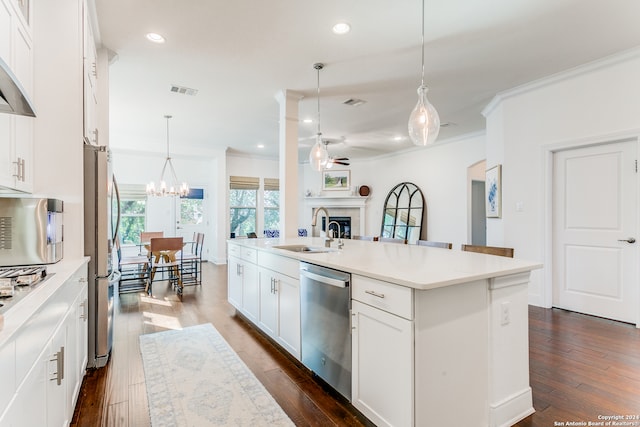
left=408, top=0, right=440, bottom=146
left=309, top=63, right=329, bottom=171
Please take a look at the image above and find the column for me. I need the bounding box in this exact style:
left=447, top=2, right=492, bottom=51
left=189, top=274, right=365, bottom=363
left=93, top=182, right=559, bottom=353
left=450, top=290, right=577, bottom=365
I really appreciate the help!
left=275, top=90, right=303, bottom=238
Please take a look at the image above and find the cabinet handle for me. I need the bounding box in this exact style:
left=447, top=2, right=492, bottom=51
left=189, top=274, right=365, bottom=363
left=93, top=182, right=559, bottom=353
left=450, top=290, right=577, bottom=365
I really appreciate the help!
left=365, top=290, right=385, bottom=299
left=80, top=299, right=88, bottom=321
left=49, top=346, right=64, bottom=385
left=12, top=157, right=24, bottom=181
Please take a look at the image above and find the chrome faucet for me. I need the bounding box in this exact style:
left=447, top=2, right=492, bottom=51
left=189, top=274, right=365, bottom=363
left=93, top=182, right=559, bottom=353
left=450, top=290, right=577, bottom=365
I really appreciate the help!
left=311, top=206, right=329, bottom=227
left=311, top=207, right=334, bottom=247
left=327, top=220, right=344, bottom=249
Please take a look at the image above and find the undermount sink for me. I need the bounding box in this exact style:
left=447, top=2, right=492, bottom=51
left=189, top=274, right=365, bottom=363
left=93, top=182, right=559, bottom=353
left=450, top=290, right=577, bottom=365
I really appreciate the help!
left=272, top=244, right=336, bottom=253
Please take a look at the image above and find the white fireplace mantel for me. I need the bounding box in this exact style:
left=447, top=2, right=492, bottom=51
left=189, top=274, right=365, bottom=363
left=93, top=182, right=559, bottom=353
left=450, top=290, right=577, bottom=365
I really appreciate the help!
left=304, top=195, right=369, bottom=208
left=304, top=196, right=370, bottom=236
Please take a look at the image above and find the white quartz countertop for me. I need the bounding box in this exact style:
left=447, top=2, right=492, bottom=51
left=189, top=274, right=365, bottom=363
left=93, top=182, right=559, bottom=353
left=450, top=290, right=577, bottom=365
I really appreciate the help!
left=229, top=237, right=542, bottom=290
left=0, top=257, right=89, bottom=346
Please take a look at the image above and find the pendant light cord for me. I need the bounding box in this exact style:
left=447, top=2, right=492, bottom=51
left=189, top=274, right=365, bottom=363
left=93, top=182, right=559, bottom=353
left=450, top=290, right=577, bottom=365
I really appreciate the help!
left=421, top=0, right=425, bottom=87
left=314, top=63, right=323, bottom=136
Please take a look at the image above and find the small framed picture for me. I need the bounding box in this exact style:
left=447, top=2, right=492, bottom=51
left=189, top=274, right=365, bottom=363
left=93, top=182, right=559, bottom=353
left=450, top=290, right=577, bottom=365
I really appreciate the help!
left=322, top=170, right=350, bottom=191
left=485, top=165, right=502, bottom=218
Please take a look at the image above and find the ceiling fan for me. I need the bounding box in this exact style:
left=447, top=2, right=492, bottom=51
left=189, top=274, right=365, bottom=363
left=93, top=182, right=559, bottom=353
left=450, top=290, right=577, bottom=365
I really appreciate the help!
left=323, top=140, right=350, bottom=167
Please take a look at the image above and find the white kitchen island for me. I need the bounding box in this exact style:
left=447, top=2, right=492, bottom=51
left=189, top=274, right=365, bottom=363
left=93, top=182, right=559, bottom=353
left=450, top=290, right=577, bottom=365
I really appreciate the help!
left=227, top=237, right=542, bottom=427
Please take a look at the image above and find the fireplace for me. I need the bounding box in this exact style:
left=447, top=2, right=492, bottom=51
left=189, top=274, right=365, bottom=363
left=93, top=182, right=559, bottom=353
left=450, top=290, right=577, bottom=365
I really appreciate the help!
left=321, top=216, right=352, bottom=239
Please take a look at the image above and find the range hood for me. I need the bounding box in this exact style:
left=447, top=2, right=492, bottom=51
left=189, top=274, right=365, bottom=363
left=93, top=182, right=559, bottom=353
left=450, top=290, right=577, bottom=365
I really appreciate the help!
left=0, top=56, right=35, bottom=117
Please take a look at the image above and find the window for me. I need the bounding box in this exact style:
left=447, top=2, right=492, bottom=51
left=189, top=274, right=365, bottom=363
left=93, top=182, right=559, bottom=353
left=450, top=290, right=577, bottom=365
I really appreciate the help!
left=180, top=188, right=204, bottom=226
left=118, top=184, right=147, bottom=245
left=263, top=178, right=280, bottom=232
left=230, top=176, right=258, bottom=237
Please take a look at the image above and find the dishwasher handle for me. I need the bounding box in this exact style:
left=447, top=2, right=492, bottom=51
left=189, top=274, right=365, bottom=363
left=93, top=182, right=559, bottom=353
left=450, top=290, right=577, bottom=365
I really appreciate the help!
left=300, top=268, right=348, bottom=288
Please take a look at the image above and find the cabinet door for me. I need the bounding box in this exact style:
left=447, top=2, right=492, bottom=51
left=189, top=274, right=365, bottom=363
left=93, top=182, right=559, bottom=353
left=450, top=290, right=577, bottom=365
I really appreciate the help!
left=13, top=114, right=32, bottom=191
left=47, top=321, right=69, bottom=427
left=352, top=300, right=413, bottom=427
left=276, top=272, right=300, bottom=359
left=0, top=347, right=47, bottom=427
left=0, top=115, right=12, bottom=193
left=258, top=268, right=277, bottom=337
left=241, top=261, right=259, bottom=322
left=227, top=256, right=243, bottom=309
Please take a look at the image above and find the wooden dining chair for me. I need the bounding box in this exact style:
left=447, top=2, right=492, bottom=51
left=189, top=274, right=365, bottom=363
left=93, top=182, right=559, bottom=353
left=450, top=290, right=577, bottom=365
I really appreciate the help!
left=146, top=237, right=184, bottom=295
left=461, top=244, right=514, bottom=258
left=139, top=231, right=164, bottom=255
left=416, top=240, right=453, bottom=249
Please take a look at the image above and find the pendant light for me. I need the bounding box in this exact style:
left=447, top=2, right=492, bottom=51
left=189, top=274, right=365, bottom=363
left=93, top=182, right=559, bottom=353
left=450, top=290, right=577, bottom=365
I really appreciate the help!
left=146, top=115, right=189, bottom=197
left=408, top=0, right=440, bottom=146
left=308, top=63, right=329, bottom=171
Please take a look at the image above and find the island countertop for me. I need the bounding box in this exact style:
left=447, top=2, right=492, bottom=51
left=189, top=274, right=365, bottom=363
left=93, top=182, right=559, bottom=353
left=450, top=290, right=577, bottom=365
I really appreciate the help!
left=227, top=237, right=542, bottom=290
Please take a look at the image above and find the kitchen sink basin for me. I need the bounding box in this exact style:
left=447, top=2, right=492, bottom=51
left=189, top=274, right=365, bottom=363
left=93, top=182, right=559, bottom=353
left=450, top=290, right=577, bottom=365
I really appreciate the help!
left=272, top=244, right=336, bottom=253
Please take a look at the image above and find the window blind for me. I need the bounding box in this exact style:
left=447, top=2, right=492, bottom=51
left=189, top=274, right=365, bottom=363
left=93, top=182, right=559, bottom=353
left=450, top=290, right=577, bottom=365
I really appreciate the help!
left=264, top=178, right=279, bottom=191
left=118, top=184, right=147, bottom=200
left=229, top=176, right=259, bottom=190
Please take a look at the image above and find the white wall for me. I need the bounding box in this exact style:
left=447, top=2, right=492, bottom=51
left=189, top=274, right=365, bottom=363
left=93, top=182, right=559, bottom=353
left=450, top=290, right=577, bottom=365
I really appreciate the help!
left=111, top=148, right=226, bottom=262
left=484, top=48, right=640, bottom=306
left=301, top=133, right=486, bottom=248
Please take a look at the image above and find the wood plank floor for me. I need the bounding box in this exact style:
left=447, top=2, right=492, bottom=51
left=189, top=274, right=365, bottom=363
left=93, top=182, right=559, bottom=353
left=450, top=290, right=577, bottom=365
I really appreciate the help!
left=71, top=262, right=640, bottom=426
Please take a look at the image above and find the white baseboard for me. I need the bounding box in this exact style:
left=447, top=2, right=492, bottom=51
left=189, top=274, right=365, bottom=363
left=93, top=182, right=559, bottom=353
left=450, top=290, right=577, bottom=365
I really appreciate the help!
left=490, top=387, right=534, bottom=427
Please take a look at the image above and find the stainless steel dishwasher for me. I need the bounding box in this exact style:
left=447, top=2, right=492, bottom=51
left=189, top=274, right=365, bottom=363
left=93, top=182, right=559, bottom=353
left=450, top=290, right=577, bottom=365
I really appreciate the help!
left=300, top=262, right=352, bottom=401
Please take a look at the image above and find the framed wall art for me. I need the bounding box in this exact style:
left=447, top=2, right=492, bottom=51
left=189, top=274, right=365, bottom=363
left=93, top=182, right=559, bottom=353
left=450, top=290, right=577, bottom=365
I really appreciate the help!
left=322, top=170, right=350, bottom=191
left=485, top=164, right=502, bottom=218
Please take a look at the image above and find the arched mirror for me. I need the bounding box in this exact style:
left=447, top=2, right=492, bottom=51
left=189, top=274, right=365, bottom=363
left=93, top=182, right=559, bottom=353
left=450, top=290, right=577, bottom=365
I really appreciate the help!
left=380, top=182, right=425, bottom=244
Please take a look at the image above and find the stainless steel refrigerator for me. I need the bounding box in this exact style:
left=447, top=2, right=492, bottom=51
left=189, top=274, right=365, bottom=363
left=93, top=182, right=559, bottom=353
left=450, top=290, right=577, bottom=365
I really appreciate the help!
left=83, top=143, right=120, bottom=368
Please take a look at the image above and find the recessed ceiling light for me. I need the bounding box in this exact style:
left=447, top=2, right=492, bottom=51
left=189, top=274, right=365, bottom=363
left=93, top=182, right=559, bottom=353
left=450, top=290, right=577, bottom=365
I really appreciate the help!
left=146, top=33, right=165, bottom=43
left=393, top=136, right=403, bottom=142
left=332, top=22, right=351, bottom=35
left=257, top=144, right=265, bottom=149
left=303, top=118, right=313, bottom=124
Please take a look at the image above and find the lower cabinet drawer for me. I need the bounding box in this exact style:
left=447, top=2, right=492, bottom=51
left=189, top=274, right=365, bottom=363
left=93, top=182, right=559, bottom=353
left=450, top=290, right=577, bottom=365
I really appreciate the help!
left=352, top=275, right=413, bottom=320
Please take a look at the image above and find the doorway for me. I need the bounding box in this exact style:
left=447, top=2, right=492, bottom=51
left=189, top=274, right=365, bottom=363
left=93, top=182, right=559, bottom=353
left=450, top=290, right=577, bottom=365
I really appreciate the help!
left=468, top=160, right=487, bottom=246
left=552, top=139, right=638, bottom=324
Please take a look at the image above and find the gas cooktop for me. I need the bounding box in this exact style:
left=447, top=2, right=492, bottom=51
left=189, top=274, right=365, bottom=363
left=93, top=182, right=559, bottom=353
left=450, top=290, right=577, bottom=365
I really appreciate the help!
left=0, top=266, right=48, bottom=313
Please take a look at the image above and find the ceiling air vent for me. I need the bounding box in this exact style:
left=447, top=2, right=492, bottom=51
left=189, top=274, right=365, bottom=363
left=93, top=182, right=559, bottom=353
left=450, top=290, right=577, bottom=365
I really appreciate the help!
left=342, top=98, right=366, bottom=107
left=169, top=85, right=198, bottom=96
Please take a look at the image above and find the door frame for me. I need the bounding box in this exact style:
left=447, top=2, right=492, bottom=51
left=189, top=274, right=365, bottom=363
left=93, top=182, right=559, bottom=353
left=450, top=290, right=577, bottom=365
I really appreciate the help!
left=541, top=129, right=640, bottom=327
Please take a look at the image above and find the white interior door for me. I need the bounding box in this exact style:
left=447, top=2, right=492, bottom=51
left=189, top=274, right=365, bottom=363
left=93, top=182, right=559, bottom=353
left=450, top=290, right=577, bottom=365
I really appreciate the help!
left=174, top=187, right=207, bottom=246
left=553, top=139, right=638, bottom=324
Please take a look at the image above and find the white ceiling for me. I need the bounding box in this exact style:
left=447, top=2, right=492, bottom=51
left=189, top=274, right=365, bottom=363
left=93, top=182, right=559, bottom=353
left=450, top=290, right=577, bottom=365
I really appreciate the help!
left=94, top=0, right=640, bottom=163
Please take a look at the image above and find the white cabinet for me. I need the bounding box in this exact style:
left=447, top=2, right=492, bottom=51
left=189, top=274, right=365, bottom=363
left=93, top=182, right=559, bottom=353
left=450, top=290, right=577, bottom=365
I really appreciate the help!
left=0, top=0, right=34, bottom=193
left=82, top=2, right=98, bottom=144
left=351, top=300, right=413, bottom=427
left=241, top=261, right=259, bottom=322
left=227, top=243, right=258, bottom=321
left=227, top=244, right=301, bottom=361
left=258, top=267, right=300, bottom=359
left=0, top=261, right=89, bottom=427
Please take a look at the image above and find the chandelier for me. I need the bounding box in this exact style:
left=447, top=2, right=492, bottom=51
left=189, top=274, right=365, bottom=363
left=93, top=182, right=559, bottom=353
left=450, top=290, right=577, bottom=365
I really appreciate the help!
left=146, top=115, right=189, bottom=197
left=407, top=0, right=440, bottom=146
left=308, top=63, right=329, bottom=171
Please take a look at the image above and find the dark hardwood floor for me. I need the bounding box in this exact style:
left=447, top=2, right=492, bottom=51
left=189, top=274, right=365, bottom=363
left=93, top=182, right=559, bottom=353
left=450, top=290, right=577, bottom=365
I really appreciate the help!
left=71, top=262, right=640, bottom=426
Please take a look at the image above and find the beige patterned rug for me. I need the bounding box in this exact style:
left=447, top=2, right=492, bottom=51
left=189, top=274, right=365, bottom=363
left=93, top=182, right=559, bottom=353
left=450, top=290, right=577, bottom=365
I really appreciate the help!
left=139, top=323, right=294, bottom=426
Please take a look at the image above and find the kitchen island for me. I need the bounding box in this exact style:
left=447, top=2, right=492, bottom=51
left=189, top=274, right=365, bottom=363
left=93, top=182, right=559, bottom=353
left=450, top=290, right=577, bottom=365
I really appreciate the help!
left=228, top=237, right=542, bottom=427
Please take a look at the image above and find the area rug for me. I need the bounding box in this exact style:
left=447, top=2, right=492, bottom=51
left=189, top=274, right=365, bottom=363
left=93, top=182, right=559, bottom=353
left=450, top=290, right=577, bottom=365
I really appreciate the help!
left=139, top=323, right=294, bottom=426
